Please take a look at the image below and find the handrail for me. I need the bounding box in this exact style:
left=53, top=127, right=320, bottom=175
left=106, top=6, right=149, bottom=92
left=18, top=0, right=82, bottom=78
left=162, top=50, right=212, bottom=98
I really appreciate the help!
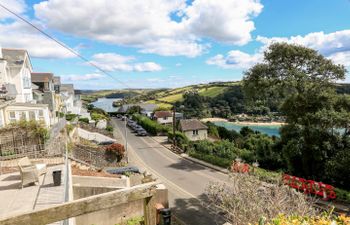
left=0, top=182, right=160, bottom=225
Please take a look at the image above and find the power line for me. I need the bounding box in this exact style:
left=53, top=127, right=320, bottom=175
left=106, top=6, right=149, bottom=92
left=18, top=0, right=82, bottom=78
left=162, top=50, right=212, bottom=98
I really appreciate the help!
left=0, top=2, right=131, bottom=89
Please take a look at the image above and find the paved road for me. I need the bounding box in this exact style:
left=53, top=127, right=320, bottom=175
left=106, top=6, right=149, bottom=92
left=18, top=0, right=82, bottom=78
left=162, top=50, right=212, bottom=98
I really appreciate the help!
left=111, top=118, right=229, bottom=225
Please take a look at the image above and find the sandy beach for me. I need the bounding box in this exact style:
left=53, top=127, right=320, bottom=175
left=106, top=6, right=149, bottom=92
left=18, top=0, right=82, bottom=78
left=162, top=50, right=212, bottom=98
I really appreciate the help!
left=201, top=117, right=285, bottom=126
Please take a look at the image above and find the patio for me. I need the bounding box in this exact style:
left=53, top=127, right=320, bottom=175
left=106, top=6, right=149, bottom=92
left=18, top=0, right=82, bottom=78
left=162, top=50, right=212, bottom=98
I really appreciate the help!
left=0, top=164, right=67, bottom=224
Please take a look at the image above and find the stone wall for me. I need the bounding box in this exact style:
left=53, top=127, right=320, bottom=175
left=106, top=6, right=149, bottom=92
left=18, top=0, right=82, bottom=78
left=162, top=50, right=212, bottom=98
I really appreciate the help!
left=72, top=144, right=123, bottom=168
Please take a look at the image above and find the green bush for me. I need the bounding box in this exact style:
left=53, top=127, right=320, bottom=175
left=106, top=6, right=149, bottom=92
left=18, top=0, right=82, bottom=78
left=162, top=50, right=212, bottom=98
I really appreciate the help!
left=106, top=125, right=113, bottom=132
left=91, top=112, right=108, bottom=122
left=78, top=117, right=89, bottom=124
left=167, top=131, right=189, bottom=149
left=66, top=113, right=78, bottom=121
left=66, top=124, right=74, bottom=134
left=334, top=188, right=350, bottom=204
left=132, top=114, right=169, bottom=135
left=189, top=150, right=232, bottom=168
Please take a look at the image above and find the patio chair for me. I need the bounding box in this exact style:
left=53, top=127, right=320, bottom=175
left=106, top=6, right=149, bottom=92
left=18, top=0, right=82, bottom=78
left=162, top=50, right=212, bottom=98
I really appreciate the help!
left=18, top=157, right=47, bottom=188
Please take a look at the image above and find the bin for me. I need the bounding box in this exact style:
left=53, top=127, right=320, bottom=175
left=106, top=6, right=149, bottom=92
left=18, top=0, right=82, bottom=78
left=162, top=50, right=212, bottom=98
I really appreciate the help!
left=52, top=170, right=62, bottom=186
left=159, top=208, right=171, bottom=225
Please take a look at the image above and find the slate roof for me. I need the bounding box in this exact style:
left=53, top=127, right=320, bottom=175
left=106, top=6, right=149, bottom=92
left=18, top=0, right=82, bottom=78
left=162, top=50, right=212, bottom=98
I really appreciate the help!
left=180, top=119, right=208, bottom=131
left=31, top=73, right=54, bottom=83
left=1, top=49, right=28, bottom=67
left=154, top=111, right=172, bottom=118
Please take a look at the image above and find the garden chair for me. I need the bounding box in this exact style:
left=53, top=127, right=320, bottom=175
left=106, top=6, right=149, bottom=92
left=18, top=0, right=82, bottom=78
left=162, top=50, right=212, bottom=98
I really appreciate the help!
left=17, top=157, right=47, bottom=188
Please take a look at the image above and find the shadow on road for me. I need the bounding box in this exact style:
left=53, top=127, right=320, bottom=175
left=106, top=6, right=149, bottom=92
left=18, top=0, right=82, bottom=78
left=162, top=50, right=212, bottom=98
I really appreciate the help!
left=171, top=193, right=226, bottom=225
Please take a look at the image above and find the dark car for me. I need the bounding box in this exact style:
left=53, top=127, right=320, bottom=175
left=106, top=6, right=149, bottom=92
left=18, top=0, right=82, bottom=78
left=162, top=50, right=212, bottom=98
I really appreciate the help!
left=106, top=166, right=140, bottom=175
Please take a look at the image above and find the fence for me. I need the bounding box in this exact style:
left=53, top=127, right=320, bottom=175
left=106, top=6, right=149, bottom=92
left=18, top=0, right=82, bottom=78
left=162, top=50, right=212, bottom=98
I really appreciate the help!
left=0, top=182, right=159, bottom=225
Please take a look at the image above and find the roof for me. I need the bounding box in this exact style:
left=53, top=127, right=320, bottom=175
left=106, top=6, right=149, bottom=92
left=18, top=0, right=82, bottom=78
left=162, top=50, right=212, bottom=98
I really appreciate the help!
left=60, top=84, right=74, bottom=94
left=154, top=111, right=172, bottom=118
left=31, top=73, right=54, bottom=83
left=180, top=119, right=208, bottom=131
left=1, top=49, right=28, bottom=67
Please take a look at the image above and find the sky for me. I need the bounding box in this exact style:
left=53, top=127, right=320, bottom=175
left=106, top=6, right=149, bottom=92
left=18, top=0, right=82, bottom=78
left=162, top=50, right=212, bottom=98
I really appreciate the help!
left=0, top=0, right=349, bottom=90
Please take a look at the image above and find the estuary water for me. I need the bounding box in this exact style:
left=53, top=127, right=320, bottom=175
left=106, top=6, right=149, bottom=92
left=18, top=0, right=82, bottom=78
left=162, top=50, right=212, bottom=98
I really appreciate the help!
left=91, top=98, right=121, bottom=112
left=213, top=121, right=281, bottom=137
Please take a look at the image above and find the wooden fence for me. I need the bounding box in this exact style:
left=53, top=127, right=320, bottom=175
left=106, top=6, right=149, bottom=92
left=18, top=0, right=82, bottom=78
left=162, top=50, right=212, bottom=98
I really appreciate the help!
left=0, top=182, right=159, bottom=225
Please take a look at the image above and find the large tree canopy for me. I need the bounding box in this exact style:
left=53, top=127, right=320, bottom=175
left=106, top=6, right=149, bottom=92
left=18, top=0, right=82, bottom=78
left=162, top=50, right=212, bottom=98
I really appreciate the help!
left=242, top=43, right=350, bottom=186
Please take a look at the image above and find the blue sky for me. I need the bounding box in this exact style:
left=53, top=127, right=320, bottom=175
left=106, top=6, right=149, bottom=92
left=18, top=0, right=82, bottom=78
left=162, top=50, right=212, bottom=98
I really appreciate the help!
left=0, top=0, right=349, bottom=90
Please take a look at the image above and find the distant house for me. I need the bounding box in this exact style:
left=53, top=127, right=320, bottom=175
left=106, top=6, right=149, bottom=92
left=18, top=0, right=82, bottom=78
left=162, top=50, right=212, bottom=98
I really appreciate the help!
left=153, top=111, right=173, bottom=125
left=140, top=104, right=157, bottom=117
left=179, top=119, right=208, bottom=141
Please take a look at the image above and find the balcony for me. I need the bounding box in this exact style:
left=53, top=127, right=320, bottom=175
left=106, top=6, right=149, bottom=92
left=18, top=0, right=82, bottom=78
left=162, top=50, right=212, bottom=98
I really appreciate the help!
left=0, top=83, right=17, bottom=100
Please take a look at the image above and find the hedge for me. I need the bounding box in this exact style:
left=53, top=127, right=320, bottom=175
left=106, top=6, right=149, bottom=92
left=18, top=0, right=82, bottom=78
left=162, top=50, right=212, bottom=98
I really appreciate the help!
left=132, top=114, right=170, bottom=135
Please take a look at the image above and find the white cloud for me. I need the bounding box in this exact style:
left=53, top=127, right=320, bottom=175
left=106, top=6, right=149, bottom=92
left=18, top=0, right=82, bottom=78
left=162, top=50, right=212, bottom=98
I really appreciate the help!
left=33, top=0, right=263, bottom=57
left=256, top=30, right=350, bottom=66
left=63, top=73, right=105, bottom=81
left=208, top=29, right=350, bottom=69
left=0, top=21, right=76, bottom=58
left=184, top=0, right=262, bottom=45
left=206, top=50, right=262, bottom=69
left=89, top=53, right=162, bottom=72
left=0, top=0, right=26, bottom=20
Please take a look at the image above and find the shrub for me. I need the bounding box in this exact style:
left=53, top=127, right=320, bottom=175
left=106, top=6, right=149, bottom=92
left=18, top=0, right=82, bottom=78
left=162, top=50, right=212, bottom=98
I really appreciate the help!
left=132, top=114, right=169, bottom=135
left=66, top=113, right=78, bottom=121
left=205, top=174, right=316, bottom=225
left=66, top=124, right=74, bottom=134
left=265, top=214, right=350, bottom=225
left=78, top=117, right=89, bottom=124
left=189, top=151, right=232, bottom=168
left=106, top=125, right=113, bottom=132
left=105, top=143, right=125, bottom=162
left=167, top=131, right=189, bottom=149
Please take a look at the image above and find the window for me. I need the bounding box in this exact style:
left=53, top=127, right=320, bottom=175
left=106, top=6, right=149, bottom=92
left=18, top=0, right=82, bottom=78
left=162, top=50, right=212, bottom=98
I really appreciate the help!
left=38, top=110, right=44, bottom=121
left=29, top=111, right=36, bottom=120
left=192, top=130, right=198, bottom=135
left=163, top=117, right=167, bottom=120
left=9, top=111, right=16, bottom=122
left=19, top=111, right=26, bottom=121
left=22, top=76, right=31, bottom=89
left=24, top=93, right=32, bottom=102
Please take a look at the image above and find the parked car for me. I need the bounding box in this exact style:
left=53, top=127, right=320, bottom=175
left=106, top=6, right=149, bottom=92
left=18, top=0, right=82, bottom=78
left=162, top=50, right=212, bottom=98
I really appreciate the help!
left=136, top=130, right=147, bottom=136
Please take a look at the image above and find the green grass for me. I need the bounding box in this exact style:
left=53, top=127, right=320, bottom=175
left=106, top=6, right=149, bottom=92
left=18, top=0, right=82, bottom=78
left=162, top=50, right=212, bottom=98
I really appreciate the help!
left=199, top=86, right=229, bottom=97
left=158, top=93, right=184, bottom=103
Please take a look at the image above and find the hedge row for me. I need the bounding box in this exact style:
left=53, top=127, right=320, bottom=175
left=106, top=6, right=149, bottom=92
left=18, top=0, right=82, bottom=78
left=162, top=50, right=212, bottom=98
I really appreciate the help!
left=132, top=114, right=170, bottom=135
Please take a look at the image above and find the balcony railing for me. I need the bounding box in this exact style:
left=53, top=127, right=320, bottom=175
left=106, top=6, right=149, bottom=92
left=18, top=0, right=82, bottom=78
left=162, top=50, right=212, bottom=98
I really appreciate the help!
left=0, top=83, right=17, bottom=100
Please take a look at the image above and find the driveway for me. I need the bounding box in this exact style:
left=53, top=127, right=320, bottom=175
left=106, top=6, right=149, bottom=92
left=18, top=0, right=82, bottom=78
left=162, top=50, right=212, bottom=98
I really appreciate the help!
left=111, top=119, right=229, bottom=225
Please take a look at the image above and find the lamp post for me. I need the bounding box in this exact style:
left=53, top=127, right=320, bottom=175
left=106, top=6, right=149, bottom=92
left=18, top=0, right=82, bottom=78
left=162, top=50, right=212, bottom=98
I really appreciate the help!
left=124, top=115, right=128, bottom=163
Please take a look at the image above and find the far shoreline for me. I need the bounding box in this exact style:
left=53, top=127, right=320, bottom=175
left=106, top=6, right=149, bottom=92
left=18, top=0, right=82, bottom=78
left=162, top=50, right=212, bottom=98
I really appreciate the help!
left=201, top=117, right=286, bottom=126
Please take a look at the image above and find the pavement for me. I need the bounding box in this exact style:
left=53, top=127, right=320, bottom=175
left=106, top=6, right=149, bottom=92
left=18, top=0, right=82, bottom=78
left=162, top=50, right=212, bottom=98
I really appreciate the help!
left=0, top=164, right=66, bottom=224
left=111, top=118, right=229, bottom=225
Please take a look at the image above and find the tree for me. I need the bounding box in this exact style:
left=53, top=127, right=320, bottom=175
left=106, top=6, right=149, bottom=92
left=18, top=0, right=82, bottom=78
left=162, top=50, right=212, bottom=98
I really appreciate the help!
left=126, top=105, right=142, bottom=114
left=243, top=43, right=349, bottom=183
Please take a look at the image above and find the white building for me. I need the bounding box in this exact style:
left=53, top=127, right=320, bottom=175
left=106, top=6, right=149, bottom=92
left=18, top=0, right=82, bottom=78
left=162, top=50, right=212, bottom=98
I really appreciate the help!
left=1, top=49, right=33, bottom=103
left=153, top=111, right=173, bottom=125
left=0, top=48, right=51, bottom=128
left=61, top=84, right=81, bottom=114
left=179, top=119, right=208, bottom=141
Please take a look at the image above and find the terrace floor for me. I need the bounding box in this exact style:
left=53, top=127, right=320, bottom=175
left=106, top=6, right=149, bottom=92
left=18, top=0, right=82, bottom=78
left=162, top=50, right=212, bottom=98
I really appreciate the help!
left=0, top=164, right=66, bottom=224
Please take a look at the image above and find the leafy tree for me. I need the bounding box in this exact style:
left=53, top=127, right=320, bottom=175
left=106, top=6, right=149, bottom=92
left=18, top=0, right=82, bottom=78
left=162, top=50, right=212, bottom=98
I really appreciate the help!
left=240, top=126, right=255, bottom=137
left=126, top=105, right=142, bottom=114
left=178, top=91, right=210, bottom=118
left=243, top=43, right=349, bottom=183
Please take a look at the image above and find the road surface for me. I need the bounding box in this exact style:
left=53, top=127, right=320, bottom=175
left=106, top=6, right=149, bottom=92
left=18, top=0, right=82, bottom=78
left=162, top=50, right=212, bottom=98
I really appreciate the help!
left=111, top=118, right=229, bottom=225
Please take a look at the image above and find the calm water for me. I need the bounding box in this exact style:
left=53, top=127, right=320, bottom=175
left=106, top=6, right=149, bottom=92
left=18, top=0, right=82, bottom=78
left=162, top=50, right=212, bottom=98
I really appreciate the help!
left=213, top=121, right=281, bottom=137
left=91, top=98, right=121, bottom=112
